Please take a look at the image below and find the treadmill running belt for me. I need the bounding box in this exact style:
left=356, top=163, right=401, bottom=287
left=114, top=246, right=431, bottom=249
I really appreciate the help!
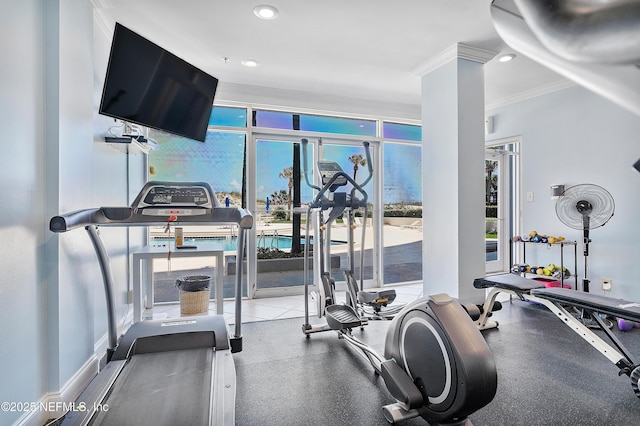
left=91, top=348, right=213, bottom=425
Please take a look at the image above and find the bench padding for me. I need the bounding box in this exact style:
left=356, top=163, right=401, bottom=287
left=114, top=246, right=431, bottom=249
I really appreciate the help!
left=531, top=287, right=640, bottom=323
left=474, top=273, right=545, bottom=292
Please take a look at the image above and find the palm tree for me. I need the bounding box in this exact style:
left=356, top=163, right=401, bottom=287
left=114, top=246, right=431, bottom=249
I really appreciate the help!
left=279, top=167, right=294, bottom=220
left=348, top=154, right=366, bottom=181
left=270, top=189, right=288, bottom=205
left=485, top=160, right=499, bottom=220
left=485, top=160, right=498, bottom=204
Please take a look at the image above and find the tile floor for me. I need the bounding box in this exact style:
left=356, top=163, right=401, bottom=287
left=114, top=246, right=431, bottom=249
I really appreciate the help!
left=143, top=282, right=425, bottom=324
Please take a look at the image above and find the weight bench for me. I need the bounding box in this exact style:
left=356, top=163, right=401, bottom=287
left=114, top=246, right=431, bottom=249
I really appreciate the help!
left=473, top=273, right=546, bottom=330
left=475, top=273, right=640, bottom=397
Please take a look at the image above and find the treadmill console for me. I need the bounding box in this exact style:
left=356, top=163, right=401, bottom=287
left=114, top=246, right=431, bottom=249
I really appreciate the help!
left=51, top=180, right=252, bottom=232
left=133, top=182, right=219, bottom=216
left=318, top=161, right=348, bottom=188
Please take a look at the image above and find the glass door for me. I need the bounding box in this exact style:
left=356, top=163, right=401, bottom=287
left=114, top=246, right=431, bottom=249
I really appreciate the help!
left=251, top=136, right=380, bottom=297
left=252, top=138, right=312, bottom=296
left=485, top=139, right=520, bottom=273
left=320, top=141, right=378, bottom=291
left=485, top=151, right=502, bottom=272
left=382, top=142, right=422, bottom=284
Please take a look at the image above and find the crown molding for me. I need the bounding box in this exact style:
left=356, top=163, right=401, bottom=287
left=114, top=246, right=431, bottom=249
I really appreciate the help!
left=216, top=82, right=421, bottom=121
left=92, top=11, right=113, bottom=37
left=88, top=0, right=113, bottom=9
left=412, top=43, right=498, bottom=76
left=486, top=78, right=576, bottom=111
left=89, top=0, right=113, bottom=37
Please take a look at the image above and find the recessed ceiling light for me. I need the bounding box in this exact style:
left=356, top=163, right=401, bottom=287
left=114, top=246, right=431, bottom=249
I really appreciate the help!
left=253, top=5, right=279, bottom=20
left=241, top=59, right=259, bottom=67
left=498, top=53, right=516, bottom=63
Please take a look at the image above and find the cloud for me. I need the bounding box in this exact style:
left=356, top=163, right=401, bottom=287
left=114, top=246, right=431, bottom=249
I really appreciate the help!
left=230, top=179, right=242, bottom=191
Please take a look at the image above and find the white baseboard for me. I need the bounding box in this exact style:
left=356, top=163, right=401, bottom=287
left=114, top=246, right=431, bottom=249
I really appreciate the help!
left=16, top=316, right=130, bottom=426
left=59, top=355, right=100, bottom=410
left=15, top=356, right=99, bottom=426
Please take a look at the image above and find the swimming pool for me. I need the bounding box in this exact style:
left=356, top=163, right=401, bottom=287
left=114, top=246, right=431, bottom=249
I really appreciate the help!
left=151, top=235, right=343, bottom=251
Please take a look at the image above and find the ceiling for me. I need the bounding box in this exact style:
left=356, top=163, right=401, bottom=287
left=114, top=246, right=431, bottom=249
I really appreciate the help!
left=93, top=0, right=569, bottom=115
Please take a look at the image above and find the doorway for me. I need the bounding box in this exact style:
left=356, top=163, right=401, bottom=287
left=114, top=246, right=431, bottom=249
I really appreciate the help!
left=485, top=137, right=520, bottom=273
left=249, top=135, right=380, bottom=298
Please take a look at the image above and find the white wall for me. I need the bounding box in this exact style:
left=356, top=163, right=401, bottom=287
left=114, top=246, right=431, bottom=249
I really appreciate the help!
left=0, top=1, right=144, bottom=425
left=45, top=0, right=99, bottom=396
left=90, top=10, right=146, bottom=361
left=0, top=1, right=47, bottom=424
left=488, top=85, right=640, bottom=301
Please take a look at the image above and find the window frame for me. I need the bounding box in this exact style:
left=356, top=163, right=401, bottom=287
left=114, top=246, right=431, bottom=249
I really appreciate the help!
left=154, top=101, right=423, bottom=298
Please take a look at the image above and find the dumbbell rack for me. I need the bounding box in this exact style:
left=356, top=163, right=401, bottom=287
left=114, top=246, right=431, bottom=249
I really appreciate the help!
left=510, top=239, right=578, bottom=289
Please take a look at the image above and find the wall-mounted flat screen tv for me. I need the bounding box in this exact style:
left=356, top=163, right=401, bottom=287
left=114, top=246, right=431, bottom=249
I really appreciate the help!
left=99, top=23, right=218, bottom=142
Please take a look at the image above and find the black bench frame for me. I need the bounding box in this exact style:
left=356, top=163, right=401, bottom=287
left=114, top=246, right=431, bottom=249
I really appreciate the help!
left=474, top=273, right=640, bottom=397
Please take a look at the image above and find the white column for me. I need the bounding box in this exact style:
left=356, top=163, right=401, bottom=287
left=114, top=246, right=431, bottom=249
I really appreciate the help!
left=419, top=44, right=496, bottom=301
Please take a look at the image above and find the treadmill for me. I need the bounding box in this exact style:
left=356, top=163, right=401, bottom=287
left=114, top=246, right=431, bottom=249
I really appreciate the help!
left=49, top=181, right=253, bottom=425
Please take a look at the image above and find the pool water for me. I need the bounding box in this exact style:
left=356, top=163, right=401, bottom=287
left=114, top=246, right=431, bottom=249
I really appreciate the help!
left=151, top=235, right=340, bottom=251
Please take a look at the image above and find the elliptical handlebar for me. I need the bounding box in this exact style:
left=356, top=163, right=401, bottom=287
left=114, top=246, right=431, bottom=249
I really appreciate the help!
left=300, top=138, right=321, bottom=192
left=300, top=138, right=371, bottom=208
left=360, top=141, right=373, bottom=189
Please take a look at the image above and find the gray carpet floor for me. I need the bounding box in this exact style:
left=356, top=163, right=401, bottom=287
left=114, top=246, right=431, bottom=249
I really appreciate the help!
left=234, top=298, right=640, bottom=425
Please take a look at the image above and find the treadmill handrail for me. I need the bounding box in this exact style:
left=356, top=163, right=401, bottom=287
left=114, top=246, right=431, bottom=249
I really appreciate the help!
left=50, top=206, right=253, bottom=232
left=50, top=202, right=253, bottom=357
left=50, top=208, right=104, bottom=232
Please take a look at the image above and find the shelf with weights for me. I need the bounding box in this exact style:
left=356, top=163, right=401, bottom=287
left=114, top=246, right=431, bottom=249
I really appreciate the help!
left=510, top=231, right=578, bottom=290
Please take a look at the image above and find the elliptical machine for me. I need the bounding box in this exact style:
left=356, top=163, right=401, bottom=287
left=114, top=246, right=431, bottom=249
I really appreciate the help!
left=300, top=138, right=497, bottom=425
left=300, top=137, right=403, bottom=324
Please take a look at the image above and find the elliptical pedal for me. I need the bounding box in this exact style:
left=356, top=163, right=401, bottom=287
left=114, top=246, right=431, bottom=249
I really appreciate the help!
left=326, top=304, right=362, bottom=330
left=358, top=289, right=397, bottom=307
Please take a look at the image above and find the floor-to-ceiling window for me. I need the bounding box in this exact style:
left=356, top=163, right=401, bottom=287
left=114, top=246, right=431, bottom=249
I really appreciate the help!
left=147, top=103, right=427, bottom=300
left=382, top=122, right=422, bottom=284
left=251, top=110, right=379, bottom=296
left=147, top=106, right=248, bottom=301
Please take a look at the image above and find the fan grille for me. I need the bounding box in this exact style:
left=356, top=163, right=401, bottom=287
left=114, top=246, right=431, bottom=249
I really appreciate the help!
left=555, top=184, right=615, bottom=230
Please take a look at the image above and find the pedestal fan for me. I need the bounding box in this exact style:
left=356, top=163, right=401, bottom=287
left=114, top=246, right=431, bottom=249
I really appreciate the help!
left=555, top=184, right=615, bottom=292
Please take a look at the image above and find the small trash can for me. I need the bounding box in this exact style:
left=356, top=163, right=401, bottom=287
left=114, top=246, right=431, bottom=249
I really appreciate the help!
left=176, top=275, right=211, bottom=316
